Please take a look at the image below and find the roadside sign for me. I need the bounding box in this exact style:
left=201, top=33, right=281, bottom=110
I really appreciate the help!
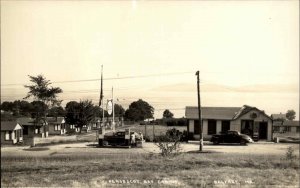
left=107, top=100, right=113, bottom=115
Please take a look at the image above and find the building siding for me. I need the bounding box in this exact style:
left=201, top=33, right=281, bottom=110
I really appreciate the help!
left=216, top=120, right=222, bottom=134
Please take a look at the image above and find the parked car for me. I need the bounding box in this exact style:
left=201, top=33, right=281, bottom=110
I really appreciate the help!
left=210, top=130, right=254, bottom=145
left=102, top=130, right=143, bottom=147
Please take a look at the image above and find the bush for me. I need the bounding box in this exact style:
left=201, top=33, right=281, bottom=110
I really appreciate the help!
left=285, top=146, right=297, bottom=161
left=160, top=118, right=187, bottom=126
left=154, top=128, right=181, bottom=157
left=165, top=128, right=188, bottom=142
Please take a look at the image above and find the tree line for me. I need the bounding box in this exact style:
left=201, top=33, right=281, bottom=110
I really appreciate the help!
left=1, top=75, right=157, bottom=128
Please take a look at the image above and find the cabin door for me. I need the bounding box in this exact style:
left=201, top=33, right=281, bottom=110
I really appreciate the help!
left=259, top=122, right=268, bottom=140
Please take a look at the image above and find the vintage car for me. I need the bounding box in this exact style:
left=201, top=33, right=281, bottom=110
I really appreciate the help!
left=210, top=130, right=254, bottom=145
left=101, top=130, right=143, bottom=148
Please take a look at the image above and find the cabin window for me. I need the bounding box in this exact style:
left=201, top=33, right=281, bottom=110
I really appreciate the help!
left=273, top=126, right=280, bottom=132
left=194, top=120, right=200, bottom=134
left=70, top=125, right=75, bottom=129
left=5, top=131, right=10, bottom=140
left=207, top=120, right=217, bottom=135
left=296, top=127, right=300, bottom=133
left=35, top=128, right=39, bottom=134
left=55, top=125, right=61, bottom=131
left=93, top=123, right=96, bottom=128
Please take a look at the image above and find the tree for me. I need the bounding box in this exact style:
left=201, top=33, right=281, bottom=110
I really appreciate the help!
left=65, top=100, right=95, bottom=133
left=24, top=74, right=63, bottom=107
left=286, top=110, right=296, bottom=121
left=1, top=101, right=14, bottom=112
left=163, top=109, right=174, bottom=119
left=1, top=100, right=33, bottom=117
left=30, top=101, right=48, bottom=119
left=48, top=106, right=66, bottom=117
left=125, top=99, right=154, bottom=121
left=11, top=100, right=33, bottom=117
left=114, top=104, right=125, bottom=118
left=65, top=101, right=79, bottom=126
left=92, top=106, right=108, bottom=118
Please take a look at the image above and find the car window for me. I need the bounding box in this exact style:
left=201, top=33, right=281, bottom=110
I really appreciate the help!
left=116, top=132, right=125, bottom=136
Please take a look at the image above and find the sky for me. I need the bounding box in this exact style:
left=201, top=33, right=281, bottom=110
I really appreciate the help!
left=1, top=0, right=299, bottom=119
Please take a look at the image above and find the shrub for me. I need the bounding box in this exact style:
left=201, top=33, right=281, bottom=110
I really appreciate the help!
left=285, top=146, right=297, bottom=161
left=160, top=118, right=187, bottom=126
left=154, top=128, right=181, bottom=157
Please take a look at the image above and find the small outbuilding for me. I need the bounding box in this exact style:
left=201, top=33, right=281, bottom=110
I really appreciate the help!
left=17, top=117, right=48, bottom=138
left=46, top=117, right=66, bottom=135
left=273, top=120, right=300, bottom=133
left=1, top=121, right=23, bottom=144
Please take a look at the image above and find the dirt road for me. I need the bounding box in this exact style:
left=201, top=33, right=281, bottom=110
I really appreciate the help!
left=1, top=142, right=299, bottom=157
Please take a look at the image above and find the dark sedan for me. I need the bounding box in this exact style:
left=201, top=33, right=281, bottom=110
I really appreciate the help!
left=210, top=130, right=254, bottom=145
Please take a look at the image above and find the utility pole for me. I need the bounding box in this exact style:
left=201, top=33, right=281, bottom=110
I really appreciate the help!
left=152, top=119, right=155, bottom=141
left=100, top=65, right=105, bottom=128
left=145, top=121, right=147, bottom=140
left=112, top=87, right=115, bottom=132
left=196, top=71, right=203, bottom=151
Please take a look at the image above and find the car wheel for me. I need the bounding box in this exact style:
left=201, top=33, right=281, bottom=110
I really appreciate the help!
left=240, top=140, right=247, bottom=145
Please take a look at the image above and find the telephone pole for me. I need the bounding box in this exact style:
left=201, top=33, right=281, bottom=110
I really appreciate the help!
left=112, top=87, right=115, bottom=132
left=196, top=71, right=203, bottom=151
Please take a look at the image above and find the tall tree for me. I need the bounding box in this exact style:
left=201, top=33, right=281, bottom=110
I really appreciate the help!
left=24, top=74, right=63, bottom=107
left=286, top=110, right=296, bottom=121
left=125, top=99, right=154, bottom=121
left=24, top=75, right=63, bottom=129
left=65, top=100, right=95, bottom=133
left=65, top=101, right=79, bottom=126
left=163, top=109, right=174, bottom=119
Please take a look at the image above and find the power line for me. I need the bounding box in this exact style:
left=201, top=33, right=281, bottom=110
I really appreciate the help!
left=1, top=71, right=194, bottom=86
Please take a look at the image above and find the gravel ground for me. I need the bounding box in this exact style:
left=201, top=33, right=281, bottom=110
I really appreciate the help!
left=1, top=141, right=299, bottom=157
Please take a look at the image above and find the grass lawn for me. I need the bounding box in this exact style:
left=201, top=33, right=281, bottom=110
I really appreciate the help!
left=2, top=152, right=299, bottom=187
